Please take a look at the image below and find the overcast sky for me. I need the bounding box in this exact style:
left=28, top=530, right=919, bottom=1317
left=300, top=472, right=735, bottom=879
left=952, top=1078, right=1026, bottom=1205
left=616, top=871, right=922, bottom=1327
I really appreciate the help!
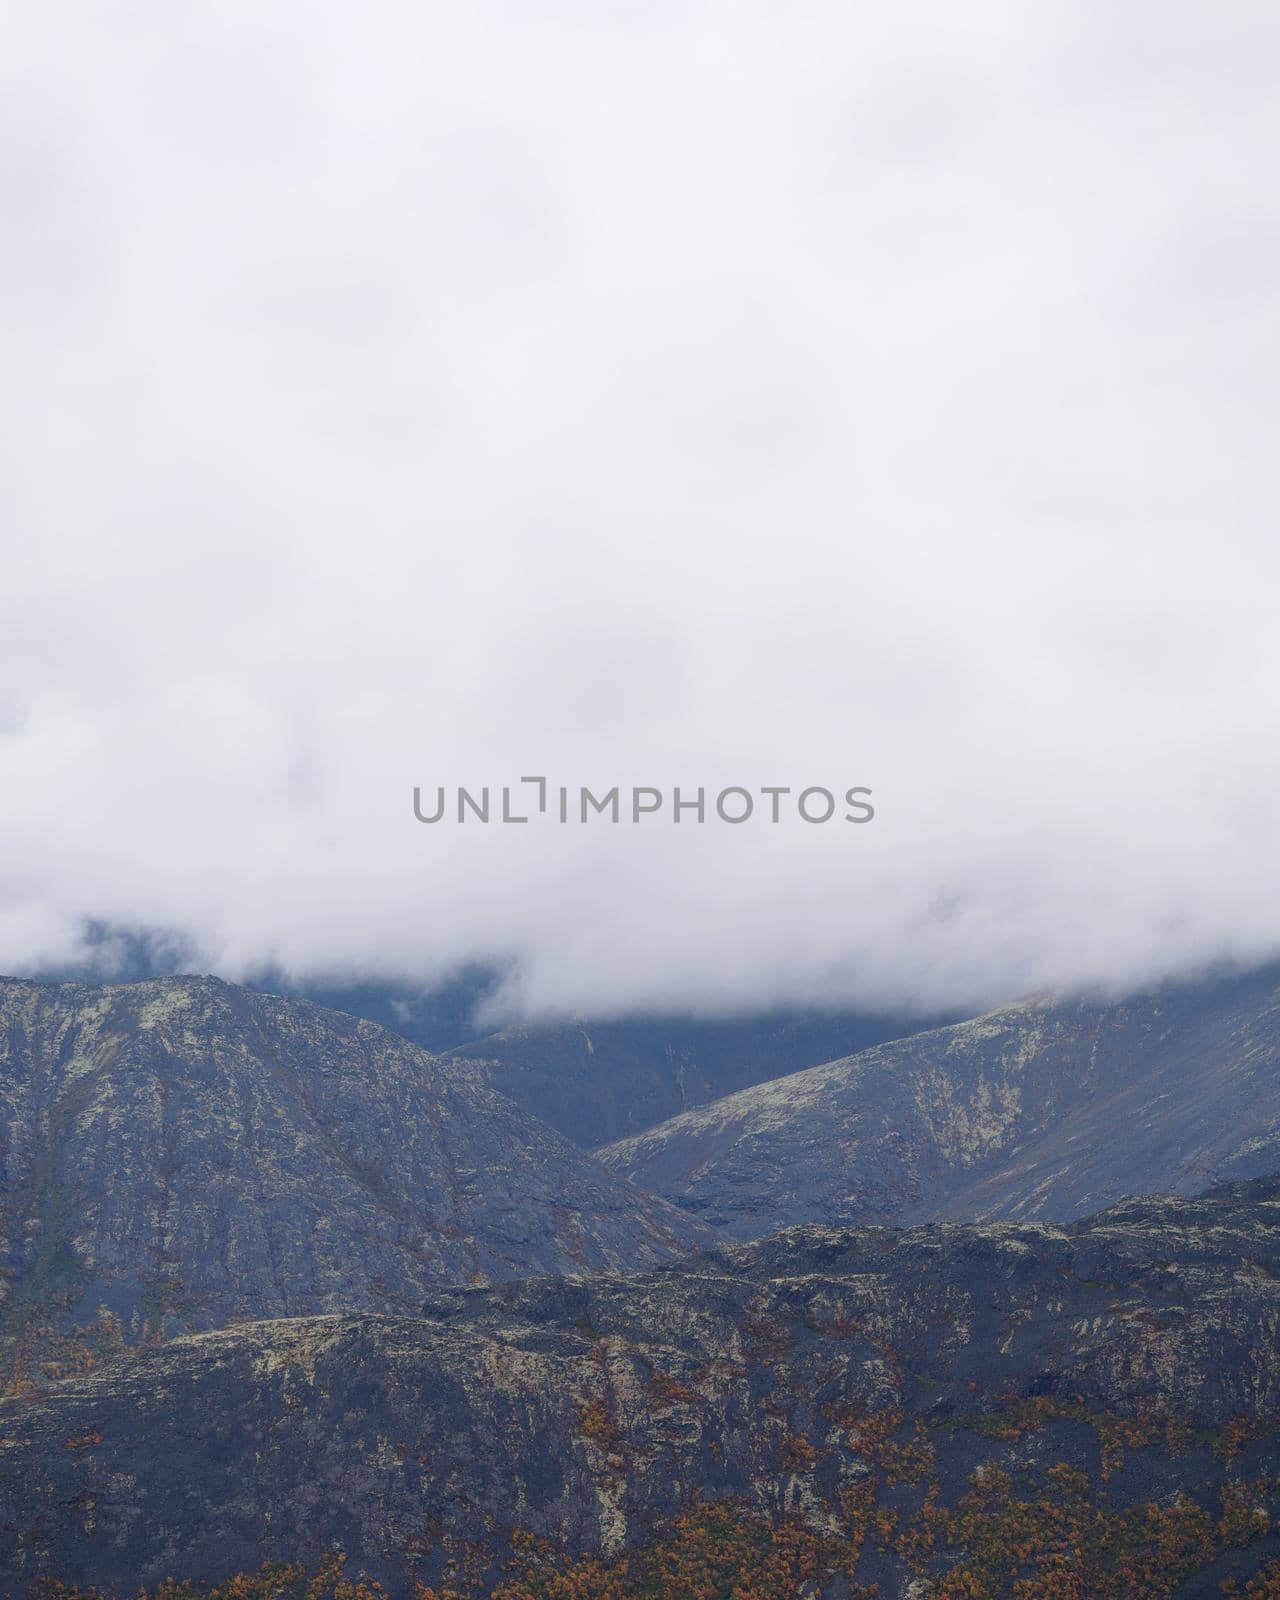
left=2, top=2, right=1278, bottom=1021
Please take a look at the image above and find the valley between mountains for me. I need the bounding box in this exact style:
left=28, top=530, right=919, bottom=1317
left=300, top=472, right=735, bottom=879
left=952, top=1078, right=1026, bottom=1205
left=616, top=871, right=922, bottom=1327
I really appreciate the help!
left=3, top=968, right=1280, bottom=1597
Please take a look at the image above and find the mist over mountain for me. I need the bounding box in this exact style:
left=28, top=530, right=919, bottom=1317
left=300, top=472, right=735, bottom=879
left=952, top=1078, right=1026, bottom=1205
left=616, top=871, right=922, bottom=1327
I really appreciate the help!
left=597, top=964, right=1280, bottom=1237
left=33, top=928, right=505, bottom=1054
left=4, top=6, right=1280, bottom=1022
left=3, top=1, right=1277, bottom=1595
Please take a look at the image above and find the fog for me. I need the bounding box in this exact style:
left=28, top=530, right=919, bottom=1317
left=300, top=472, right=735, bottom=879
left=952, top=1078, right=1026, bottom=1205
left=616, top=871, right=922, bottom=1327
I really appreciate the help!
left=3, top=2, right=1278, bottom=1021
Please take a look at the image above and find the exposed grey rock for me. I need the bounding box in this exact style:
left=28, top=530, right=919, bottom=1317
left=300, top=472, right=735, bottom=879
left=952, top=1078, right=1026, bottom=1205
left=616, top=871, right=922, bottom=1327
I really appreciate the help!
left=3, top=1177, right=1280, bottom=1594
left=0, top=976, right=714, bottom=1386
left=596, top=966, right=1280, bottom=1236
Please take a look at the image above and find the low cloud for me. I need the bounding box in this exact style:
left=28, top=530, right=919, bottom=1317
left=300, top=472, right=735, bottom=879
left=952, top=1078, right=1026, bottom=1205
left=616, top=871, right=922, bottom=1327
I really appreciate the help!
left=2, top=2, right=1279, bottom=1021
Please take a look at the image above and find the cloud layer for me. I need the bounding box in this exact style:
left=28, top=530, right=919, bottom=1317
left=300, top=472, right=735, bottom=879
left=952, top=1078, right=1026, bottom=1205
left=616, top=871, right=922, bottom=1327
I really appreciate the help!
left=3, top=1, right=1279, bottom=1020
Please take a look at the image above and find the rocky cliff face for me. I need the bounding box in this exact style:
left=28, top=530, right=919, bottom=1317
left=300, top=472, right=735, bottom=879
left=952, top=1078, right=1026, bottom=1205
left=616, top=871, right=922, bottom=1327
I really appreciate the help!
left=0, top=977, right=713, bottom=1389
left=596, top=965, right=1280, bottom=1237
left=4, top=1176, right=1280, bottom=1595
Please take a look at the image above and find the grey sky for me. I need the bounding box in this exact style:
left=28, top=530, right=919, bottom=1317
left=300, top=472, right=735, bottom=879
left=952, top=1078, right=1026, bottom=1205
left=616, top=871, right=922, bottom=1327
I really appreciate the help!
left=2, top=2, right=1278, bottom=1020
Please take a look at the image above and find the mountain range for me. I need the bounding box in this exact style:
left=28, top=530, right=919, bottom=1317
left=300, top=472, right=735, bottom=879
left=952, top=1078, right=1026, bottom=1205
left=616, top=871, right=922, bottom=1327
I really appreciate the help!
left=4, top=966, right=1280, bottom=1594
left=45, top=938, right=942, bottom=1150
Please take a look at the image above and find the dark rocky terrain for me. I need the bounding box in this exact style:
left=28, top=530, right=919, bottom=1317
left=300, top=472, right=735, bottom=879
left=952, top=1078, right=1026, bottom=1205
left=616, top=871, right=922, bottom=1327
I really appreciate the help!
left=0, top=977, right=713, bottom=1390
left=444, top=1007, right=947, bottom=1147
left=8, top=967, right=1280, bottom=1597
left=5, top=1177, right=1280, bottom=1595
left=597, top=964, right=1280, bottom=1237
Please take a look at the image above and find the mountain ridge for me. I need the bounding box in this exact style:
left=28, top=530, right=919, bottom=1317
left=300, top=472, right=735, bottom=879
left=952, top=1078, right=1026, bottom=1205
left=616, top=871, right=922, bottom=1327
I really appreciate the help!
left=4, top=1174, right=1280, bottom=1594
left=595, top=965, right=1280, bottom=1236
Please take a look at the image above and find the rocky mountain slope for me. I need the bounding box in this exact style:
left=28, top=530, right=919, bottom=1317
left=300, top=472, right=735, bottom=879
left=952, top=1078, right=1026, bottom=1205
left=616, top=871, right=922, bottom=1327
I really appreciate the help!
left=35, top=944, right=955, bottom=1148
left=596, top=965, right=1280, bottom=1237
left=6, top=1176, right=1280, bottom=1595
left=0, top=976, right=713, bottom=1389
left=442, top=1007, right=947, bottom=1147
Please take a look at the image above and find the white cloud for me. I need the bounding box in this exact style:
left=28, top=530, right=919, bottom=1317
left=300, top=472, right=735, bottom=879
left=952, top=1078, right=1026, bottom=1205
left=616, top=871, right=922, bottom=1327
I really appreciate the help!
left=2, top=1, right=1278, bottom=1020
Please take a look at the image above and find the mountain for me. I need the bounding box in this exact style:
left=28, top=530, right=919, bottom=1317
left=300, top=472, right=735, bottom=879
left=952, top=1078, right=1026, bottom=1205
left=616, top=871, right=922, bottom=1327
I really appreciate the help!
left=443, top=1008, right=949, bottom=1147
left=32, top=932, right=958, bottom=1147
left=595, top=964, right=1280, bottom=1238
left=35, top=926, right=505, bottom=1054
left=0, top=976, right=713, bottom=1390
left=260, top=968, right=503, bottom=1054
left=5, top=1176, right=1280, bottom=1595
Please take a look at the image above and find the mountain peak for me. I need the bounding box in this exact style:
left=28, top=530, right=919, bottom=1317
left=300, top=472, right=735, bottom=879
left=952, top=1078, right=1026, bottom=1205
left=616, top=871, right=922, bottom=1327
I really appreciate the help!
left=0, top=976, right=715, bottom=1392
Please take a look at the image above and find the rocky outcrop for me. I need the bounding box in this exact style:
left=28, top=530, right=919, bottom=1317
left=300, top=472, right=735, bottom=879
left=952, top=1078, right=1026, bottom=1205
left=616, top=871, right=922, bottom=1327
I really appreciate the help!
left=4, top=1177, right=1280, bottom=1595
left=0, top=976, right=714, bottom=1388
left=596, top=965, right=1280, bottom=1236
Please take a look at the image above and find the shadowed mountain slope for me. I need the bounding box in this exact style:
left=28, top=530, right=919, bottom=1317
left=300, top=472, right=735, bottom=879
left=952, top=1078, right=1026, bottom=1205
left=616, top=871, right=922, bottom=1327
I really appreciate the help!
left=443, top=1008, right=948, bottom=1147
left=596, top=965, right=1280, bottom=1237
left=0, top=976, right=714, bottom=1388
left=5, top=1178, right=1280, bottom=1594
